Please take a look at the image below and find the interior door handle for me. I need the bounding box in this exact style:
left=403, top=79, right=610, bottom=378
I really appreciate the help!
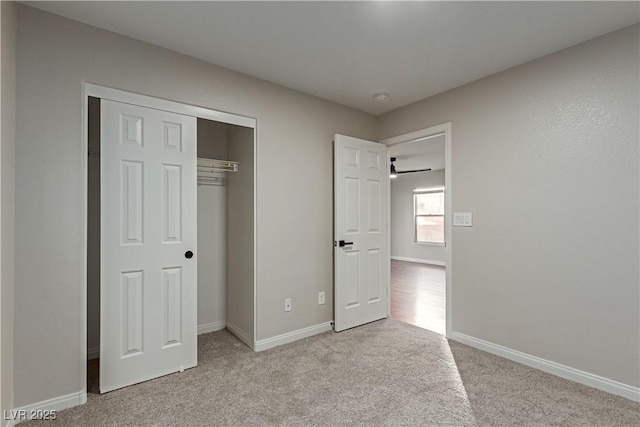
left=185, top=251, right=194, bottom=259
left=338, top=240, right=354, bottom=247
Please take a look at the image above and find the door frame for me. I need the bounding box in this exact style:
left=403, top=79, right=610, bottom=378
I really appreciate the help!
left=380, top=122, right=452, bottom=338
left=80, top=82, right=258, bottom=395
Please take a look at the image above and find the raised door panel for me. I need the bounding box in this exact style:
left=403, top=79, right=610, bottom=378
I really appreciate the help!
left=367, top=151, right=380, bottom=171
left=367, top=249, right=381, bottom=303
left=162, top=164, right=182, bottom=243
left=345, top=147, right=359, bottom=169
left=121, top=161, right=144, bottom=245
left=162, top=267, right=182, bottom=348
left=162, top=122, right=182, bottom=152
left=344, top=177, right=360, bottom=234
left=121, top=271, right=144, bottom=357
left=121, top=115, right=143, bottom=147
left=367, top=180, right=381, bottom=233
left=344, top=251, right=360, bottom=309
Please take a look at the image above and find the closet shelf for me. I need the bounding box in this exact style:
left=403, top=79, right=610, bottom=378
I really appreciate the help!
left=197, top=158, right=239, bottom=173
left=197, top=157, right=238, bottom=187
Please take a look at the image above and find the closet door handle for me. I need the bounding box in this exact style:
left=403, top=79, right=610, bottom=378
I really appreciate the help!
left=185, top=251, right=194, bottom=259
left=338, top=240, right=353, bottom=247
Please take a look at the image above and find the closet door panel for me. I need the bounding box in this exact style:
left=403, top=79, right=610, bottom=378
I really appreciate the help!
left=101, top=99, right=197, bottom=393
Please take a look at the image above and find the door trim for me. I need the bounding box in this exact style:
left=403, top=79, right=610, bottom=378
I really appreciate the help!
left=85, top=83, right=256, bottom=128
left=380, top=123, right=452, bottom=338
left=81, top=82, right=258, bottom=397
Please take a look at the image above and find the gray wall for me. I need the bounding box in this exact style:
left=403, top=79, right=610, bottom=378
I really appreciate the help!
left=197, top=119, right=228, bottom=159
left=197, top=119, right=229, bottom=331
left=379, top=25, right=640, bottom=388
left=226, top=125, right=255, bottom=342
left=391, top=170, right=446, bottom=264
left=14, top=5, right=376, bottom=406
left=1, top=1, right=17, bottom=421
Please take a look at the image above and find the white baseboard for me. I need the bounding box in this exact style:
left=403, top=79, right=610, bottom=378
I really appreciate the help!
left=225, top=322, right=254, bottom=350
left=450, top=332, right=640, bottom=402
left=9, top=391, right=86, bottom=425
left=254, top=322, right=333, bottom=352
left=391, top=256, right=445, bottom=267
left=198, top=321, right=226, bottom=335
left=87, top=346, right=99, bottom=360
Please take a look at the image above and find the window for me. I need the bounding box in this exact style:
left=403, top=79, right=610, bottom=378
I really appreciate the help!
left=414, top=188, right=444, bottom=244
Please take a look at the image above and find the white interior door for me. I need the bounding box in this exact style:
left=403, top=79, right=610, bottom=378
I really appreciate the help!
left=100, top=99, right=197, bottom=393
left=334, top=134, right=389, bottom=332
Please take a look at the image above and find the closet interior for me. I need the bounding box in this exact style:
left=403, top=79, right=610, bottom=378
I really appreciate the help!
left=196, top=118, right=255, bottom=343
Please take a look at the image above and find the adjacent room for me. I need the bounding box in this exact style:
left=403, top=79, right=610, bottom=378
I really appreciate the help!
left=389, top=133, right=447, bottom=335
left=1, top=1, right=638, bottom=426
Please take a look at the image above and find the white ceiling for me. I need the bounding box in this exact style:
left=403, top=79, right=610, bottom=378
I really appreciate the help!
left=390, top=134, right=445, bottom=172
left=25, top=1, right=640, bottom=115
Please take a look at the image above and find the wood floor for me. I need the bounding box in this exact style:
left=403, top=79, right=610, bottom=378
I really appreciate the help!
left=390, top=260, right=446, bottom=335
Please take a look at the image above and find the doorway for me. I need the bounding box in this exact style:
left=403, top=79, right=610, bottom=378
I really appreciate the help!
left=382, top=124, right=452, bottom=337
left=84, top=84, right=257, bottom=393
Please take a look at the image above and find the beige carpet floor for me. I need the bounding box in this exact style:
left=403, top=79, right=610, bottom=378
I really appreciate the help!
left=25, top=320, right=639, bottom=426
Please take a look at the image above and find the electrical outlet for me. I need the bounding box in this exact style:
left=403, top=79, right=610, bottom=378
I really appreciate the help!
left=284, top=298, right=292, bottom=312
left=318, top=291, right=325, bottom=305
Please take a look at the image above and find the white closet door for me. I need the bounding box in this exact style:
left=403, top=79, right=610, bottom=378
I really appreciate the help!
left=100, top=99, right=197, bottom=393
left=334, top=134, right=389, bottom=332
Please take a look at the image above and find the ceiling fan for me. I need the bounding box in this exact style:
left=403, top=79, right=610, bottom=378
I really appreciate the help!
left=390, top=157, right=431, bottom=179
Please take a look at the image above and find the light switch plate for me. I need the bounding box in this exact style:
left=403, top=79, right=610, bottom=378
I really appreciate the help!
left=454, top=212, right=473, bottom=227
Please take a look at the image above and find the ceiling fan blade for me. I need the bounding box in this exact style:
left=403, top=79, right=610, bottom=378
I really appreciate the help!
left=396, top=168, right=432, bottom=174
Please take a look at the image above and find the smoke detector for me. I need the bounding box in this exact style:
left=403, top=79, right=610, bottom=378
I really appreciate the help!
left=373, top=91, right=390, bottom=103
